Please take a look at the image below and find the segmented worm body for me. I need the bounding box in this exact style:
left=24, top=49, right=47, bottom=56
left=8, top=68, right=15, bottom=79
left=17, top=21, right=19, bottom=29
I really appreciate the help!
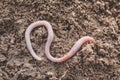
left=25, top=21, right=94, bottom=62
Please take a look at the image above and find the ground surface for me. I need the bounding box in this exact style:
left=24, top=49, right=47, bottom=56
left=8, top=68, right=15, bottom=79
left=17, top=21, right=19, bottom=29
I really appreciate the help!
left=0, top=0, right=120, bottom=80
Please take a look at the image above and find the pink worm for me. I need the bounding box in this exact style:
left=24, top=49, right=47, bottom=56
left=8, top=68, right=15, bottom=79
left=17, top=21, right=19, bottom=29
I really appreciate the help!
left=25, top=21, right=94, bottom=62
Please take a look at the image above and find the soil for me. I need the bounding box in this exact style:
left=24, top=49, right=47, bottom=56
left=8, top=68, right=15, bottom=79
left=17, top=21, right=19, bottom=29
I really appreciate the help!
left=0, top=0, right=120, bottom=80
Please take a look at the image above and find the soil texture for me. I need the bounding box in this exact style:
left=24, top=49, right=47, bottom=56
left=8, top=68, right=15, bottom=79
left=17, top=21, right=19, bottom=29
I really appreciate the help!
left=0, top=0, right=120, bottom=80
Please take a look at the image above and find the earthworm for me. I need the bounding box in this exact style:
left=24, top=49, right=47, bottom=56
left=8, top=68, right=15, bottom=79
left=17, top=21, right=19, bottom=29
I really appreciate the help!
left=25, top=20, right=94, bottom=62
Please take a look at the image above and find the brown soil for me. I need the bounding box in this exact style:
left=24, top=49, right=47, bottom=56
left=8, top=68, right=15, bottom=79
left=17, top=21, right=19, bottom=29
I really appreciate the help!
left=0, top=0, right=120, bottom=80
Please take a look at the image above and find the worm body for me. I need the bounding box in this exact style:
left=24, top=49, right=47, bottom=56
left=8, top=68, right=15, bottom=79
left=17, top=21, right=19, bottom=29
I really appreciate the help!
left=25, top=21, right=94, bottom=62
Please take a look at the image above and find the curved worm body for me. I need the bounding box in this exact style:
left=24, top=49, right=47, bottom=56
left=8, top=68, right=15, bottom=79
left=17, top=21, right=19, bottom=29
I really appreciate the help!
left=25, top=21, right=94, bottom=62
